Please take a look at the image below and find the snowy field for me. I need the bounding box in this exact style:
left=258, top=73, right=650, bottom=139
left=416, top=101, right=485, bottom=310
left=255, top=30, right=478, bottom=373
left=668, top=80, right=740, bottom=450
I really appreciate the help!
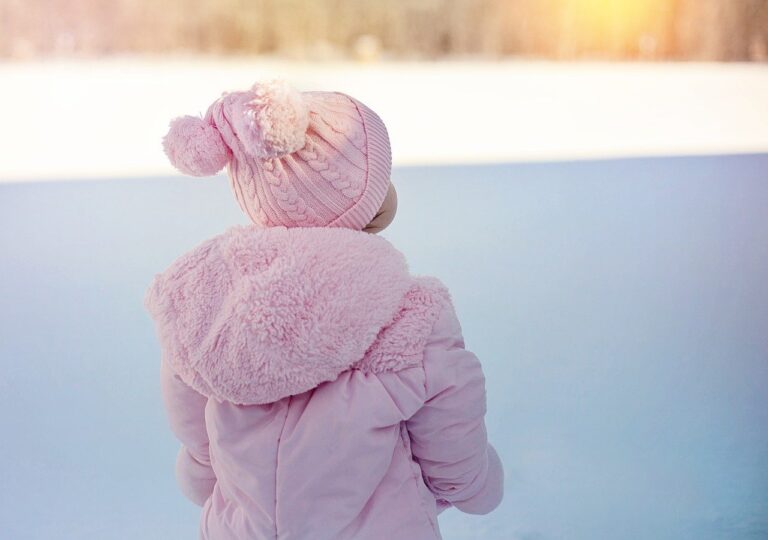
left=1, top=59, right=767, bottom=539
left=2, top=154, right=767, bottom=539
left=0, top=58, right=767, bottom=181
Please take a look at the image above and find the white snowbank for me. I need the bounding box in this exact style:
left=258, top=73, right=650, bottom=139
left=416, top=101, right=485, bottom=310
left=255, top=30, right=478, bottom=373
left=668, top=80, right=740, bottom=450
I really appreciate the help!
left=1, top=57, right=767, bottom=182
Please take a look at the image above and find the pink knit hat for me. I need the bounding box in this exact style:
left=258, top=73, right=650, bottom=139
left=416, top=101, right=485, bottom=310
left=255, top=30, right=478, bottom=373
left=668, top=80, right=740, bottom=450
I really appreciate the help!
left=162, top=80, right=392, bottom=230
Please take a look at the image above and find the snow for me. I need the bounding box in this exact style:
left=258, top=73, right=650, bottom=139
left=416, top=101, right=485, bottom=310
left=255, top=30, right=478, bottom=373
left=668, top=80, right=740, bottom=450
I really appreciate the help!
left=1, top=57, right=767, bottom=182
left=1, top=153, right=767, bottom=539
left=1, top=56, right=767, bottom=538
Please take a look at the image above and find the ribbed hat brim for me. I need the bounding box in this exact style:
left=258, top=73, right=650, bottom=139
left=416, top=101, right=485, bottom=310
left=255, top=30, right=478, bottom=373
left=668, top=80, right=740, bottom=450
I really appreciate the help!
left=329, top=97, right=392, bottom=230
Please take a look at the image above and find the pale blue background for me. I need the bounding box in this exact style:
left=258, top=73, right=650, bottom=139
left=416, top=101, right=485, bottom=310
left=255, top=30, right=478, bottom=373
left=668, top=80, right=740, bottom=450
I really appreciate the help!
left=1, top=154, right=767, bottom=539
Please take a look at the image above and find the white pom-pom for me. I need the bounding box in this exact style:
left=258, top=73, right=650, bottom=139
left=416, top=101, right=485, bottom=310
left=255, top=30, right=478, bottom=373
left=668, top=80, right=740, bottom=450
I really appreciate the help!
left=232, top=80, right=309, bottom=159
left=162, top=116, right=230, bottom=176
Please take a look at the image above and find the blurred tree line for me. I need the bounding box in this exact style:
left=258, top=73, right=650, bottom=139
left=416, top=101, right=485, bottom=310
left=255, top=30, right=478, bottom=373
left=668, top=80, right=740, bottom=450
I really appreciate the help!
left=1, top=0, right=767, bottom=61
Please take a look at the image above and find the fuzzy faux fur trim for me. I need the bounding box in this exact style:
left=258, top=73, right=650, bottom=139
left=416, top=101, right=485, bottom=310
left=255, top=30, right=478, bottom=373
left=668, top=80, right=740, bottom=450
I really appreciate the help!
left=232, top=80, right=310, bottom=159
left=144, top=225, right=451, bottom=405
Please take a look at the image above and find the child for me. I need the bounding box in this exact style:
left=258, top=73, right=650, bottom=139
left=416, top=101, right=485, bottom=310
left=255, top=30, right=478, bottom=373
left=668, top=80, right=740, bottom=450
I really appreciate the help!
left=145, top=80, right=504, bottom=540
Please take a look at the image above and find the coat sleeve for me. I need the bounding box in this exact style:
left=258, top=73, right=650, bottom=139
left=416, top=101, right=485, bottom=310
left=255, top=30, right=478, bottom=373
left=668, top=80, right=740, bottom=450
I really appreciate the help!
left=160, top=357, right=217, bottom=506
left=405, top=302, right=504, bottom=515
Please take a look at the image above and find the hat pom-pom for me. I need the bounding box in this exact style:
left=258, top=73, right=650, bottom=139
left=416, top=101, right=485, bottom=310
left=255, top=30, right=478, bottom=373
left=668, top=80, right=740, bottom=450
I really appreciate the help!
left=233, top=80, right=309, bottom=159
left=162, top=116, right=231, bottom=176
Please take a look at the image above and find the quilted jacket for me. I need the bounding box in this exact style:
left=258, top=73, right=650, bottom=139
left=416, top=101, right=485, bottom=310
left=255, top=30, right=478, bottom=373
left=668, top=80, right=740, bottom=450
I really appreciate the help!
left=145, top=224, right=504, bottom=539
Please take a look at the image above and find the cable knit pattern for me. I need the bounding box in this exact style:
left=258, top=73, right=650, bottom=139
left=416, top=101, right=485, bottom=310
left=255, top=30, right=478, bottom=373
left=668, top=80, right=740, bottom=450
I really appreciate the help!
left=260, top=157, right=319, bottom=226
left=296, top=137, right=365, bottom=199
left=144, top=225, right=452, bottom=405
left=309, top=105, right=367, bottom=153
left=162, top=82, right=391, bottom=230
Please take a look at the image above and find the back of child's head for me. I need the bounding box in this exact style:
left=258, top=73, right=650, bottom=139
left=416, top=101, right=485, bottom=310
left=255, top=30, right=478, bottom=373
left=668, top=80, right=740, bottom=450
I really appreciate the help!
left=162, top=80, right=392, bottom=231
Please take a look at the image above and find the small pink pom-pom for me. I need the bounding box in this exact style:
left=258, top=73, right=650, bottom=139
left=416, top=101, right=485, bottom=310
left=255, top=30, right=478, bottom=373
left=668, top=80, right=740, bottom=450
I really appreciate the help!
left=162, top=116, right=231, bottom=176
left=232, top=80, right=309, bottom=159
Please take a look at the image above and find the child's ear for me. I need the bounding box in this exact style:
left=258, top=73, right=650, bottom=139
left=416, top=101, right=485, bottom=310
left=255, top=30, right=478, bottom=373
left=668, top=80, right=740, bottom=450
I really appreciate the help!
left=162, top=116, right=231, bottom=177
left=363, top=182, right=397, bottom=234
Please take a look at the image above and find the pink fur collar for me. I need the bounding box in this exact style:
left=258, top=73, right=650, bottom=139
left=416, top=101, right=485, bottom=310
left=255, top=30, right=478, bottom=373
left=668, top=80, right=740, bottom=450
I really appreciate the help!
left=144, top=225, right=450, bottom=405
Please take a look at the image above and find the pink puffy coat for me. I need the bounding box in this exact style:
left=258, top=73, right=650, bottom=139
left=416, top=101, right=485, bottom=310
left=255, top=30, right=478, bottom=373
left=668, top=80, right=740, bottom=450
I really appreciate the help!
left=145, top=224, right=504, bottom=540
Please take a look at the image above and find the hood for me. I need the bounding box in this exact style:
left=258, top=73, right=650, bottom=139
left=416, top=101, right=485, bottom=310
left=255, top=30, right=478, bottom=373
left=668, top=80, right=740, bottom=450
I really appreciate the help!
left=144, top=225, right=449, bottom=405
